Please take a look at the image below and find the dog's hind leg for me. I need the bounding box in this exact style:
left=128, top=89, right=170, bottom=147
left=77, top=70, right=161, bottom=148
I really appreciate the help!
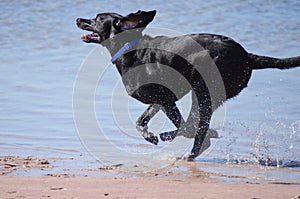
left=136, top=104, right=160, bottom=145
left=187, top=89, right=213, bottom=161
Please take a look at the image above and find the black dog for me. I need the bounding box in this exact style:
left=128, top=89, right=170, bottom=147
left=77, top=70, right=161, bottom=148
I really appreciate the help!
left=76, top=10, right=300, bottom=160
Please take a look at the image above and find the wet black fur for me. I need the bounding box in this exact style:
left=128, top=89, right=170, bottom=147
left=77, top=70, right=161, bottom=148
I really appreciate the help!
left=76, top=10, right=300, bottom=160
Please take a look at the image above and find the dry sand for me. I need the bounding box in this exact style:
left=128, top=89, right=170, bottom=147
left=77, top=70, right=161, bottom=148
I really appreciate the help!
left=0, top=156, right=299, bottom=199
left=1, top=176, right=300, bottom=199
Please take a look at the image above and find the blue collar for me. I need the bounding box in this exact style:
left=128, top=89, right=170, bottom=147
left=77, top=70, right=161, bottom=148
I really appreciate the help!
left=111, top=38, right=140, bottom=64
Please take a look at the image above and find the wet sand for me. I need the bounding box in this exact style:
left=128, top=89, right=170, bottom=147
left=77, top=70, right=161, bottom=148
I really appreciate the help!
left=1, top=156, right=299, bottom=199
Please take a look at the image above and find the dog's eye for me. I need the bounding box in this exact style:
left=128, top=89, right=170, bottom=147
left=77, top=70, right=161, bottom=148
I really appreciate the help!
left=115, top=19, right=121, bottom=26
left=96, top=18, right=103, bottom=23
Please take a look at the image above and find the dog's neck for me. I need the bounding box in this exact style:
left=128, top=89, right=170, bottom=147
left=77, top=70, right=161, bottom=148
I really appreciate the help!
left=102, top=31, right=143, bottom=61
left=110, top=38, right=140, bottom=64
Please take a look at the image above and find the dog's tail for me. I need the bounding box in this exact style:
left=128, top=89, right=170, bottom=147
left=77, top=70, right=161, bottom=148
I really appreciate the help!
left=248, top=53, right=300, bottom=70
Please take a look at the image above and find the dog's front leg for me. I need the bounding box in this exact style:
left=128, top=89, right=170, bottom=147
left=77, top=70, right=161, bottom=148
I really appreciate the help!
left=136, top=104, right=160, bottom=145
left=159, top=102, right=185, bottom=142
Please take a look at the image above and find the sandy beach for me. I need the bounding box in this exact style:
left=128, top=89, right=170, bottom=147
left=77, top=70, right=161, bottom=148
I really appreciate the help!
left=1, top=156, right=299, bottom=199
left=1, top=175, right=300, bottom=199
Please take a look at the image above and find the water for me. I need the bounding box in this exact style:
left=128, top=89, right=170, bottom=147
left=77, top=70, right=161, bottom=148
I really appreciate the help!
left=0, top=0, right=299, bottom=182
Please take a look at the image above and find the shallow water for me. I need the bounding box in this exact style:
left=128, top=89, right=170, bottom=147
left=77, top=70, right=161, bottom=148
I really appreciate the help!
left=0, top=0, right=299, bottom=182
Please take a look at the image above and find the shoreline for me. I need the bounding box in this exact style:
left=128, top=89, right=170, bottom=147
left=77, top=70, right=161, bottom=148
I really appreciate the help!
left=1, top=156, right=300, bottom=198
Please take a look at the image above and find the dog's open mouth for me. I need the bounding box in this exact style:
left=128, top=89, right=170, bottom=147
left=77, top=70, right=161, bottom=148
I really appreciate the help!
left=81, top=32, right=104, bottom=43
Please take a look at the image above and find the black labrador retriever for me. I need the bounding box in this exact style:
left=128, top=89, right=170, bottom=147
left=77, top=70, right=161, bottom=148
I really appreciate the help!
left=76, top=10, right=300, bottom=160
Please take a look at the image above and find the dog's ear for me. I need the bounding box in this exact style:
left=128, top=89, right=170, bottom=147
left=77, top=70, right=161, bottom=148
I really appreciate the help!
left=116, top=10, right=156, bottom=31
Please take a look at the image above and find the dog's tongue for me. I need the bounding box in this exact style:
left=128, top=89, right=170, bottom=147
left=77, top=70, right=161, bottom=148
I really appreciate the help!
left=81, top=33, right=87, bottom=40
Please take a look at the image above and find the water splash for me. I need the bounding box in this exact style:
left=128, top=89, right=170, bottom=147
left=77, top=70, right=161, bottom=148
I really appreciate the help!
left=250, top=121, right=300, bottom=167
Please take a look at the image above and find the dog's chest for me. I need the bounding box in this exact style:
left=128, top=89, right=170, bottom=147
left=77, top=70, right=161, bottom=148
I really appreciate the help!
left=121, top=62, right=191, bottom=101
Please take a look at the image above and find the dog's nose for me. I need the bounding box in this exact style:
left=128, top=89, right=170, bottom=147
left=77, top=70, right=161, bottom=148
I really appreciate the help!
left=76, top=18, right=81, bottom=24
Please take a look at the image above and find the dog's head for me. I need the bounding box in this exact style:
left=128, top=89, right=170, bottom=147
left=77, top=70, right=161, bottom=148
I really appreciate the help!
left=76, top=10, right=156, bottom=44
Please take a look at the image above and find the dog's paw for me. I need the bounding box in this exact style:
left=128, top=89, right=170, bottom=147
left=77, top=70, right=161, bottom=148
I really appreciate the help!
left=186, top=153, right=197, bottom=161
left=159, top=130, right=177, bottom=142
left=175, top=153, right=196, bottom=161
left=144, top=133, right=159, bottom=145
